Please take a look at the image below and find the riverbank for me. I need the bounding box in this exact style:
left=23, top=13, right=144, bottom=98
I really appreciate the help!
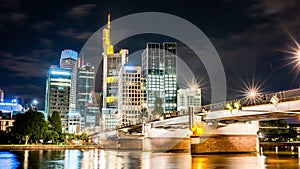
left=0, top=144, right=102, bottom=150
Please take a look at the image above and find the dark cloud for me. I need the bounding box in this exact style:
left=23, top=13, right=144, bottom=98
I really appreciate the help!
left=0, top=12, right=28, bottom=24
left=40, top=37, right=52, bottom=47
left=0, top=49, right=56, bottom=78
left=57, top=28, right=93, bottom=40
left=250, top=0, right=297, bottom=17
left=66, top=4, right=96, bottom=19
left=31, top=21, right=53, bottom=32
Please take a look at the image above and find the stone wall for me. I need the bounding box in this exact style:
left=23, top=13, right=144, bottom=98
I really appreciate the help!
left=118, top=138, right=143, bottom=150
left=191, top=134, right=258, bottom=154
left=144, top=137, right=190, bottom=151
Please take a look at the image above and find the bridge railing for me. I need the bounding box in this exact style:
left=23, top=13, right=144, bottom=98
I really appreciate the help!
left=200, top=88, right=300, bottom=113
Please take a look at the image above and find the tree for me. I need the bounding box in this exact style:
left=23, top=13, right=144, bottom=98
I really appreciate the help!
left=77, top=133, right=90, bottom=141
left=259, top=120, right=298, bottom=142
left=49, top=111, right=62, bottom=134
left=153, top=97, right=164, bottom=116
left=12, top=110, right=48, bottom=144
left=45, top=130, right=59, bottom=143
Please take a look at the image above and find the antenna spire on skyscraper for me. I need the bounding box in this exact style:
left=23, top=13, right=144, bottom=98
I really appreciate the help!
left=108, top=13, right=111, bottom=29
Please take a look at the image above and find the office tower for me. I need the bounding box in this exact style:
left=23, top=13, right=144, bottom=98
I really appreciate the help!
left=77, top=62, right=95, bottom=129
left=142, top=42, right=177, bottom=115
left=0, top=89, right=3, bottom=102
left=118, top=66, right=144, bottom=126
left=60, top=49, right=78, bottom=114
left=177, top=88, right=201, bottom=113
left=85, top=90, right=100, bottom=128
left=163, top=42, right=177, bottom=111
left=102, top=14, right=128, bottom=130
left=45, top=65, right=71, bottom=131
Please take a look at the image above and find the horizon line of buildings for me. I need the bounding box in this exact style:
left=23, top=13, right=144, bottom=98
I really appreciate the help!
left=1, top=14, right=202, bottom=134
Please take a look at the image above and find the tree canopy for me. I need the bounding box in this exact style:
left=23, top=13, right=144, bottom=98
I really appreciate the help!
left=12, top=110, right=48, bottom=144
left=49, top=111, right=62, bottom=134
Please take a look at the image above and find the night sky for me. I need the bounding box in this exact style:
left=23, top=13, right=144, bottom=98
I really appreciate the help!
left=1, top=0, right=300, bottom=108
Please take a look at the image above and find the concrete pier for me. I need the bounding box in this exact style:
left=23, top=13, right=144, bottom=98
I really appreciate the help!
left=191, top=121, right=259, bottom=154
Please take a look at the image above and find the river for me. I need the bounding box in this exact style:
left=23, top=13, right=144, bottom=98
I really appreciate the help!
left=1, top=149, right=300, bottom=169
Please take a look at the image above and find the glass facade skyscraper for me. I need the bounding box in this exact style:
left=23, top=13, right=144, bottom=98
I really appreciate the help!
left=76, top=63, right=95, bottom=128
left=60, top=49, right=78, bottom=114
left=45, top=65, right=71, bottom=131
left=142, top=42, right=177, bottom=115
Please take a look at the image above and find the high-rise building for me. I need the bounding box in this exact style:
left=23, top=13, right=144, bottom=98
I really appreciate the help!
left=85, top=91, right=100, bottom=128
left=0, top=89, right=4, bottom=102
left=45, top=65, right=71, bottom=131
left=60, top=49, right=78, bottom=114
left=177, top=88, right=201, bottom=113
left=142, top=42, right=177, bottom=115
left=76, top=62, right=95, bottom=128
left=118, top=66, right=144, bottom=126
left=101, top=14, right=128, bottom=130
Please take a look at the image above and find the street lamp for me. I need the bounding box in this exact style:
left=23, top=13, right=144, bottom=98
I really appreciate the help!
left=32, top=99, right=38, bottom=110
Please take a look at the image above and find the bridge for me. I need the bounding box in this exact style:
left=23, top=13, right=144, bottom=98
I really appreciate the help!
left=151, top=88, right=300, bottom=127
left=91, top=88, right=300, bottom=153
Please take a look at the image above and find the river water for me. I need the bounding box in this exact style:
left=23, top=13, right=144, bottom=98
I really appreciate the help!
left=1, top=149, right=300, bottom=169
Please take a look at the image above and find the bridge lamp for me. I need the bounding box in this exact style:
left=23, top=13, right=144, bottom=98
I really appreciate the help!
left=248, top=89, right=257, bottom=99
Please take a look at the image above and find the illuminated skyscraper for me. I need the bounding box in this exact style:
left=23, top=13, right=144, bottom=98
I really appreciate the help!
left=102, top=14, right=128, bottom=130
left=142, top=42, right=177, bottom=115
left=118, top=66, right=143, bottom=126
left=76, top=62, right=95, bottom=128
left=45, top=65, right=71, bottom=131
left=60, top=49, right=78, bottom=114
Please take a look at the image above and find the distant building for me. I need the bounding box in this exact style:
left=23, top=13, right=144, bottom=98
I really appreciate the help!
left=0, top=102, right=24, bottom=114
left=101, top=14, right=128, bottom=130
left=85, top=91, right=100, bottom=128
left=177, top=88, right=201, bottom=113
left=76, top=62, right=95, bottom=129
left=142, top=42, right=177, bottom=114
left=60, top=49, right=78, bottom=114
left=67, top=112, right=81, bottom=134
left=0, top=115, right=14, bottom=132
left=45, top=65, right=71, bottom=132
left=0, top=89, right=4, bottom=102
left=118, top=66, right=144, bottom=126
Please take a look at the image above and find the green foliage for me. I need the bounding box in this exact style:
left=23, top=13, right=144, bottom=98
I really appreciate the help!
left=77, top=133, right=89, bottom=141
left=49, top=111, right=62, bottom=134
left=259, top=120, right=298, bottom=142
left=12, top=110, right=48, bottom=144
left=45, top=130, right=59, bottom=143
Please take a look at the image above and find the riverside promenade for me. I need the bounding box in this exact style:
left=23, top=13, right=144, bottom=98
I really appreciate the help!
left=0, top=144, right=102, bottom=150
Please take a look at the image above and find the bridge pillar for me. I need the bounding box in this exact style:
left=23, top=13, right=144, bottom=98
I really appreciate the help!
left=191, top=121, right=259, bottom=154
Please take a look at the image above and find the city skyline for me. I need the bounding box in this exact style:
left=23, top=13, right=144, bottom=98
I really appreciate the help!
left=1, top=1, right=300, bottom=107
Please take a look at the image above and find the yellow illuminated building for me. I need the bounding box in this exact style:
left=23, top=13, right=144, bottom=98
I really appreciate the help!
left=101, top=14, right=129, bottom=130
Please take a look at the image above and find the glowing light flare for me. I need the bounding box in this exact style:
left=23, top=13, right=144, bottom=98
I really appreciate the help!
left=248, top=88, right=258, bottom=98
left=238, top=78, right=265, bottom=104
left=281, top=33, right=300, bottom=74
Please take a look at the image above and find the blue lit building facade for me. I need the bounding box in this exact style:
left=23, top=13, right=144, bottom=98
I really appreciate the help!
left=60, top=49, right=78, bottom=114
left=45, top=65, right=71, bottom=132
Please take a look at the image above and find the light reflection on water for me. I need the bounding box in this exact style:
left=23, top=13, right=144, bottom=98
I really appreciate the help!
left=1, top=149, right=300, bottom=169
